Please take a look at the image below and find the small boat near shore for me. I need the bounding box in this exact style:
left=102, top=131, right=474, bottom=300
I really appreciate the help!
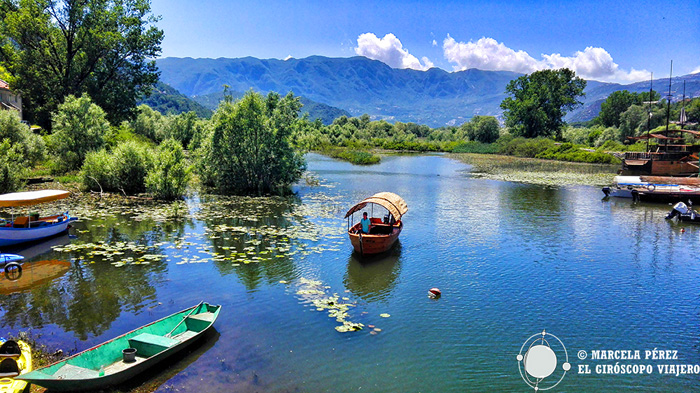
left=345, top=192, right=407, bottom=256
left=19, top=302, right=221, bottom=392
left=0, top=190, right=77, bottom=246
left=666, top=202, right=700, bottom=222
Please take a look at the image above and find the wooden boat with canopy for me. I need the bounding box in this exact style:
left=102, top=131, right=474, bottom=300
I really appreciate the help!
left=345, top=192, right=407, bottom=256
left=0, top=190, right=77, bottom=246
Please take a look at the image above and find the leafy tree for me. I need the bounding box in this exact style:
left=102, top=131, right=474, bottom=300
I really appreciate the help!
left=146, top=139, right=190, bottom=200
left=500, top=68, right=586, bottom=139
left=0, top=0, right=163, bottom=128
left=49, top=94, right=110, bottom=172
left=201, top=91, right=305, bottom=195
left=111, top=141, right=152, bottom=194
left=167, top=111, right=198, bottom=147
left=462, top=116, right=500, bottom=143
left=131, top=104, right=168, bottom=143
left=597, top=90, right=640, bottom=127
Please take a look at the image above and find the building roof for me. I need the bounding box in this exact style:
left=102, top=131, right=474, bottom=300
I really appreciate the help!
left=0, top=79, right=9, bottom=90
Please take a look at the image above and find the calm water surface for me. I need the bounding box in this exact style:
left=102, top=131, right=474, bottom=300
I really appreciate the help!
left=2, top=153, right=700, bottom=392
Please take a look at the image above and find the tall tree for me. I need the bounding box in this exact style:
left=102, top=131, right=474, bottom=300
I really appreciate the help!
left=500, top=69, right=586, bottom=139
left=0, top=0, right=163, bottom=128
left=202, top=91, right=305, bottom=195
left=597, top=90, right=640, bottom=127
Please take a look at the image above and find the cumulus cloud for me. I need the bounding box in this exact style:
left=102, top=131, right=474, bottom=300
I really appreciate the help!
left=355, top=33, right=433, bottom=71
left=432, top=39, right=438, bottom=47
left=443, top=35, right=648, bottom=82
left=692, top=66, right=700, bottom=74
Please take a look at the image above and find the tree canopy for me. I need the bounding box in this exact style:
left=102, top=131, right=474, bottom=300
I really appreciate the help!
left=500, top=68, right=586, bottom=139
left=596, top=90, right=661, bottom=128
left=0, top=0, right=163, bottom=128
left=200, top=91, right=306, bottom=195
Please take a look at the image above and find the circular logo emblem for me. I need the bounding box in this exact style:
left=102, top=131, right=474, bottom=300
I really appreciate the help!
left=517, top=330, right=570, bottom=391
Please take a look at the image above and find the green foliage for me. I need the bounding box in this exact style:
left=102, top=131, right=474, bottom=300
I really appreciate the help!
left=0, top=0, right=163, bottom=128
left=200, top=91, right=305, bottom=195
left=49, top=94, right=110, bottom=172
left=112, top=141, right=152, bottom=194
left=146, top=139, right=190, bottom=200
left=597, top=90, right=642, bottom=127
left=535, top=143, right=620, bottom=164
left=131, top=105, right=168, bottom=143
left=167, top=111, right=198, bottom=147
left=0, top=109, right=45, bottom=165
left=322, top=148, right=380, bottom=165
left=80, top=141, right=153, bottom=195
left=461, top=116, right=501, bottom=143
left=0, top=139, right=26, bottom=193
left=500, top=68, right=587, bottom=139
left=81, top=149, right=117, bottom=192
left=498, top=137, right=556, bottom=157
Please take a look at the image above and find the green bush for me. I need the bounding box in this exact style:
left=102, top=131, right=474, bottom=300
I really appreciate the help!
left=146, top=139, right=191, bottom=200
left=49, top=94, right=110, bottom=172
left=0, top=110, right=45, bottom=165
left=131, top=104, right=168, bottom=143
left=535, top=142, right=620, bottom=164
left=112, top=141, right=152, bottom=194
left=499, top=137, right=555, bottom=157
left=0, top=139, right=27, bottom=193
left=322, top=147, right=380, bottom=165
left=81, top=149, right=116, bottom=192
left=450, top=141, right=499, bottom=154
left=80, top=141, right=153, bottom=194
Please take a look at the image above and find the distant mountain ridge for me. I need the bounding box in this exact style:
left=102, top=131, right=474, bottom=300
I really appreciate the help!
left=156, top=56, right=700, bottom=127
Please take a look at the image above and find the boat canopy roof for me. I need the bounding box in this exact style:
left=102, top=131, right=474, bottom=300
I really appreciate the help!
left=344, top=192, right=408, bottom=219
left=0, top=190, right=70, bottom=207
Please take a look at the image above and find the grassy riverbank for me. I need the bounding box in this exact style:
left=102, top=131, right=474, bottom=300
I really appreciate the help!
left=450, top=153, right=618, bottom=186
left=316, top=147, right=381, bottom=165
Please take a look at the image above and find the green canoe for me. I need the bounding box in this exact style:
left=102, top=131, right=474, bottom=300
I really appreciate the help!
left=18, top=302, right=220, bottom=392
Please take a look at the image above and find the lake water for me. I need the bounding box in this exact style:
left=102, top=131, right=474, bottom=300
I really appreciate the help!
left=2, top=153, right=700, bottom=392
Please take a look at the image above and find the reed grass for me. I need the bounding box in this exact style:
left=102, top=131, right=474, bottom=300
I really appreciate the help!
left=450, top=153, right=618, bottom=186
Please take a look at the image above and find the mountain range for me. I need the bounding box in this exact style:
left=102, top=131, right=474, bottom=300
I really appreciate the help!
left=156, top=56, right=700, bottom=127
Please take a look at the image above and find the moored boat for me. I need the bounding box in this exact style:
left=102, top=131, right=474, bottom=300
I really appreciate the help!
left=0, top=339, right=32, bottom=393
left=0, top=190, right=77, bottom=246
left=665, top=202, right=700, bottom=222
left=18, top=302, right=221, bottom=392
left=345, top=192, right=407, bottom=256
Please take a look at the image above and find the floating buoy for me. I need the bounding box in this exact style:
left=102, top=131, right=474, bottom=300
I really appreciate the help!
left=681, top=228, right=686, bottom=233
left=428, top=287, right=441, bottom=299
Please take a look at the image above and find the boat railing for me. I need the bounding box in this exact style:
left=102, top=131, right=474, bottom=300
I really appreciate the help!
left=624, top=152, right=691, bottom=161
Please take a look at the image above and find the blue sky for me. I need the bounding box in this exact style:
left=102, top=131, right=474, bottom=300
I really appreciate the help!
left=150, top=0, right=700, bottom=84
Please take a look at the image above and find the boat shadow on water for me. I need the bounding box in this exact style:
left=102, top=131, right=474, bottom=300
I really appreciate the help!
left=343, top=242, right=402, bottom=302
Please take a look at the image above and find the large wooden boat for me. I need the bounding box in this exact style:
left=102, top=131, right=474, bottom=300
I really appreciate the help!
left=18, top=302, right=221, bottom=392
left=0, top=190, right=77, bottom=246
left=345, top=192, right=407, bottom=256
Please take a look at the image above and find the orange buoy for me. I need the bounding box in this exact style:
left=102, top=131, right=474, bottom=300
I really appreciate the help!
left=428, top=288, right=441, bottom=298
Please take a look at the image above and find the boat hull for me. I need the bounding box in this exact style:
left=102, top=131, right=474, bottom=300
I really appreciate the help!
left=348, top=222, right=402, bottom=256
left=0, top=214, right=75, bottom=246
left=19, top=302, right=221, bottom=392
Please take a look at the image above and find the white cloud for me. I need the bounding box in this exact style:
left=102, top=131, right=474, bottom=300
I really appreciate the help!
left=692, top=66, right=700, bottom=74
left=284, top=55, right=293, bottom=61
left=443, top=35, right=540, bottom=74
left=442, top=35, right=649, bottom=83
left=432, top=39, right=438, bottom=47
left=355, top=33, right=433, bottom=71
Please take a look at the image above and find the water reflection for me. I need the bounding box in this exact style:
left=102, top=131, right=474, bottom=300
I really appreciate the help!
left=343, top=242, right=402, bottom=302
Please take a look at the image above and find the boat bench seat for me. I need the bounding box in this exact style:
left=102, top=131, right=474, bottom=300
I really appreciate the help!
left=128, top=333, right=179, bottom=358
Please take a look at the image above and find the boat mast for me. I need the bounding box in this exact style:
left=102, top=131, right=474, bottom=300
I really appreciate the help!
left=646, top=73, right=653, bottom=153
left=664, top=61, right=673, bottom=152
